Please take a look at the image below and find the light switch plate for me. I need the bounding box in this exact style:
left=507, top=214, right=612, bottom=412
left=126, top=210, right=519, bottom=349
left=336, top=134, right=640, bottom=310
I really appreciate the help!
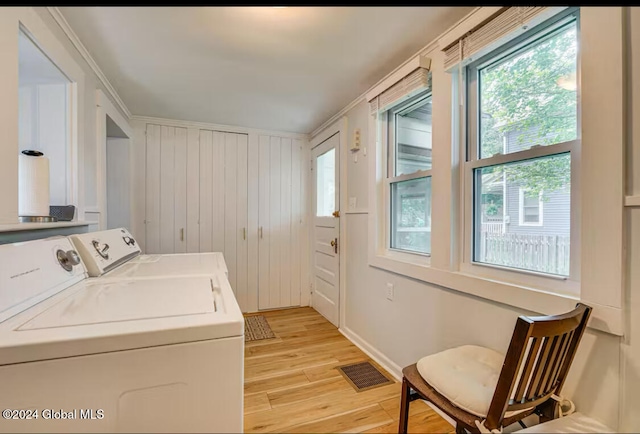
left=386, top=283, right=394, bottom=301
left=349, top=197, right=357, bottom=209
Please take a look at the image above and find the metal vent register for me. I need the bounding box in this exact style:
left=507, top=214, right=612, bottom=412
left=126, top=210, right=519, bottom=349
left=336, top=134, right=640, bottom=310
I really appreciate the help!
left=337, top=361, right=394, bottom=392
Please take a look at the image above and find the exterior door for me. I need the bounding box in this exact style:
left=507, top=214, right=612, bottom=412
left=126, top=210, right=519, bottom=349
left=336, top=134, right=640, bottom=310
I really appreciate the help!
left=311, top=133, right=340, bottom=326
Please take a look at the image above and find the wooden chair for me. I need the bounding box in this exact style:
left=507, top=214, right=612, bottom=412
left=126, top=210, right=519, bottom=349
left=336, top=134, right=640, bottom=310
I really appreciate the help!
left=399, top=303, right=592, bottom=433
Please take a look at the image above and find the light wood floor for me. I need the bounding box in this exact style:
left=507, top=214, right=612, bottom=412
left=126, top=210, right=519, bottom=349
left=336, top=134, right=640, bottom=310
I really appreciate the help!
left=243, top=307, right=453, bottom=433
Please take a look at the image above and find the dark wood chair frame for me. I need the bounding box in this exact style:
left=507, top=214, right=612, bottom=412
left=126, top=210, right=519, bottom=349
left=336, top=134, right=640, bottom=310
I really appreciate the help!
left=398, top=303, right=592, bottom=433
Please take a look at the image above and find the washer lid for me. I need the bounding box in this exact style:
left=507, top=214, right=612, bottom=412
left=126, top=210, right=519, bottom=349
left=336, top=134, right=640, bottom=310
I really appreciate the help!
left=19, top=276, right=214, bottom=330
left=104, top=252, right=228, bottom=279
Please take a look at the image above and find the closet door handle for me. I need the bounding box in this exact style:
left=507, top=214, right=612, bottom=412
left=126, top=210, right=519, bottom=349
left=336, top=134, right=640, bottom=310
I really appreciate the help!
left=259, top=226, right=263, bottom=239
left=243, top=227, right=246, bottom=240
left=180, top=228, right=184, bottom=242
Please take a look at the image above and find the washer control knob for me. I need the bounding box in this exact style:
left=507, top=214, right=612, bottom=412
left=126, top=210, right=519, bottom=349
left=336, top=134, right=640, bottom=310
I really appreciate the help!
left=123, top=236, right=136, bottom=246
left=56, top=249, right=81, bottom=272
left=92, top=240, right=110, bottom=260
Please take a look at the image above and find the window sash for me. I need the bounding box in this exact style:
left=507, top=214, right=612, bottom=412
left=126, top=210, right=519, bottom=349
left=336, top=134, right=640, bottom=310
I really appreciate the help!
left=389, top=175, right=432, bottom=256
left=462, top=8, right=580, bottom=282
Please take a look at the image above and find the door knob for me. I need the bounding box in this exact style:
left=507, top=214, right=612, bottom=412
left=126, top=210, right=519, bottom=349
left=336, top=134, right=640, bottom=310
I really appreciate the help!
left=330, top=238, right=338, bottom=254
left=332, top=210, right=340, bottom=218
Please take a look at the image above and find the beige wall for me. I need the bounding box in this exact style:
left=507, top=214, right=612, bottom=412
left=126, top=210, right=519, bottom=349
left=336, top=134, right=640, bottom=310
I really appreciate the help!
left=330, top=7, right=640, bottom=431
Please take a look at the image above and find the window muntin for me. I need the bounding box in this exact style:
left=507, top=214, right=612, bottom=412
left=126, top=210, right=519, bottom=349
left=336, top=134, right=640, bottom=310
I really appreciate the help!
left=467, top=10, right=579, bottom=279
left=386, top=90, right=432, bottom=256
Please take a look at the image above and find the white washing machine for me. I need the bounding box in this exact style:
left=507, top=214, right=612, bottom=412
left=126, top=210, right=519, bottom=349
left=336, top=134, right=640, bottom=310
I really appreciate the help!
left=69, top=228, right=228, bottom=280
left=0, top=236, right=244, bottom=433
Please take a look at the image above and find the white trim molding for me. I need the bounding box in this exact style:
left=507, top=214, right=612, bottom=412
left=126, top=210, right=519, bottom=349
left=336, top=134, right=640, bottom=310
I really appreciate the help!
left=130, top=115, right=308, bottom=141
left=625, top=195, right=640, bottom=207
left=96, top=89, right=132, bottom=230
left=47, top=7, right=131, bottom=119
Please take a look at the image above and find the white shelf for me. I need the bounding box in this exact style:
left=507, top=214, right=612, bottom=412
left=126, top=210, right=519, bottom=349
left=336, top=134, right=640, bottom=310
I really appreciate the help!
left=0, top=221, right=90, bottom=233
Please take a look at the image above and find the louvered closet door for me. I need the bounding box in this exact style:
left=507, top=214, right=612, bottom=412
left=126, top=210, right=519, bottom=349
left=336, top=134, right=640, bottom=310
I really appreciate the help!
left=198, top=130, right=249, bottom=311
left=145, top=124, right=188, bottom=254
left=257, top=135, right=304, bottom=310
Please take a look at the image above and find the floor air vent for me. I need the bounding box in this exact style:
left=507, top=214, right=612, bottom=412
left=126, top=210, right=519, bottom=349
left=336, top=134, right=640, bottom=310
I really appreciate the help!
left=244, top=315, right=276, bottom=342
left=337, top=361, right=394, bottom=392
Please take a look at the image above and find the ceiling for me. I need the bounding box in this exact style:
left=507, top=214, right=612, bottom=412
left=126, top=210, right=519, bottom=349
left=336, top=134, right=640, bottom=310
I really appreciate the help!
left=59, top=7, right=472, bottom=134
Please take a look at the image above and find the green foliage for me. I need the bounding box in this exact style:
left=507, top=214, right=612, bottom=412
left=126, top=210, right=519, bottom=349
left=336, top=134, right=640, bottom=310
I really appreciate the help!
left=479, top=23, right=577, bottom=197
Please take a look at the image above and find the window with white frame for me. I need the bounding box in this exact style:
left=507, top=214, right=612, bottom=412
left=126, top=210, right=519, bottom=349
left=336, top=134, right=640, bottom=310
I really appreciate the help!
left=465, top=8, right=579, bottom=278
left=388, top=92, right=433, bottom=255
left=519, top=188, right=543, bottom=226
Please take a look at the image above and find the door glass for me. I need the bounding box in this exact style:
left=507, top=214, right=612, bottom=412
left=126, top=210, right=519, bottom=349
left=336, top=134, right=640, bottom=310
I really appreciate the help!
left=316, top=148, right=335, bottom=217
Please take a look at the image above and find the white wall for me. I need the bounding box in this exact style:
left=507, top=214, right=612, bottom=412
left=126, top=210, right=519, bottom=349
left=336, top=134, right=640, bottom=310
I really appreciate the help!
left=317, top=7, right=640, bottom=432
left=105, top=137, right=130, bottom=230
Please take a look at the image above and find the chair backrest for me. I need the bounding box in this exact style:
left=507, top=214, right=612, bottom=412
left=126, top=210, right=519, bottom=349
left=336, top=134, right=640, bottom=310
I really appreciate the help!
left=485, top=303, right=592, bottom=429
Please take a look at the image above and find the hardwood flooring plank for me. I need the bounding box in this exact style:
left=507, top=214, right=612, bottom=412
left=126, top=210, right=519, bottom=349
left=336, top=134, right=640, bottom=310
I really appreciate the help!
left=243, top=308, right=451, bottom=433
left=244, top=392, right=271, bottom=415
left=267, top=376, right=352, bottom=408
left=281, top=403, right=393, bottom=433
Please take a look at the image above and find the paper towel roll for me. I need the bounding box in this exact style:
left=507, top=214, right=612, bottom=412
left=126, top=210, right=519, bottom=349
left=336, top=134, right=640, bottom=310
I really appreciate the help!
left=19, top=150, right=50, bottom=217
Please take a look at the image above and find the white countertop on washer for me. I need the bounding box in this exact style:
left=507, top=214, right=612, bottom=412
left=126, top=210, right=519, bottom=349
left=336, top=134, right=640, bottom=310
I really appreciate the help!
left=0, top=221, right=90, bottom=233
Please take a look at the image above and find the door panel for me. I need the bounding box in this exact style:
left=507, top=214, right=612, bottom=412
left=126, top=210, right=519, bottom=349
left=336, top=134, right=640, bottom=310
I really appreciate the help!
left=291, top=140, right=302, bottom=306
left=280, top=138, right=292, bottom=308
left=247, top=135, right=260, bottom=312
left=159, top=126, right=175, bottom=254
left=268, top=136, right=281, bottom=309
left=174, top=127, right=187, bottom=253
left=224, top=133, right=238, bottom=294
left=311, top=133, right=340, bottom=327
left=258, top=135, right=271, bottom=310
left=186, top=128, right=200, bottom=253
left=212, top=132, right=225, bottom=252
left=236, top=134, right=249, bottom=312
left=145, top=124, right=161, bottom=254
left=198, top=130, right=213, bottom=252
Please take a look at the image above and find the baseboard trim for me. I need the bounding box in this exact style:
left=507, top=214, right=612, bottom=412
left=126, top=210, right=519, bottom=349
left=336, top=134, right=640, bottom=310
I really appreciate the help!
left=338, top=325, right=457, bottom=428
left=338, top=326, right=403, bottom=381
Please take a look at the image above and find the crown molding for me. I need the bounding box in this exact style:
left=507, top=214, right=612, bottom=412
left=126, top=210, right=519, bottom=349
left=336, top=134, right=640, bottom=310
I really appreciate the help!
left=130, top=115, right=309, bottom=141
left=47, top=7, right=132, bottom=119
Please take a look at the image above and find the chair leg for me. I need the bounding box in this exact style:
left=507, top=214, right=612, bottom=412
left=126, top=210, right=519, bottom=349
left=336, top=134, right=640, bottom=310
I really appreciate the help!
left=398, top=377, right=411, bottom=434
left=455, top=422, right=467, bottom=434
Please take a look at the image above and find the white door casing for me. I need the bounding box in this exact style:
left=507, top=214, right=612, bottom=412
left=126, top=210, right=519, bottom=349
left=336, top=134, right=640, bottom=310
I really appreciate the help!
left=311, top=132, right=340, bottom=327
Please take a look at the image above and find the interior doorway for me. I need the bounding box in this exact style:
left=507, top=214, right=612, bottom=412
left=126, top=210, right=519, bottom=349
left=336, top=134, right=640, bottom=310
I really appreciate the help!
left=105, top=116, right=130, bottom=230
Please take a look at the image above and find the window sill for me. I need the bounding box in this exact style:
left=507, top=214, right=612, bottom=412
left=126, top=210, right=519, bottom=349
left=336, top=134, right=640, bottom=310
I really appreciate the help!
left=369, top=252, right=623, bottom=336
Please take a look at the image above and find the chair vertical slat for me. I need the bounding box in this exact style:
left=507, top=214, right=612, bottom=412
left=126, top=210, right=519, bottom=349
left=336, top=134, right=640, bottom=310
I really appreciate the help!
left=550, top=329, right=574, bottom=388
left=534, top=335, right=560, bottom=397
left=544, top=333, right=568, bottom=392
left=527, top=336, right=552, bottom=400
left=513, top=337, right=540, bottom=402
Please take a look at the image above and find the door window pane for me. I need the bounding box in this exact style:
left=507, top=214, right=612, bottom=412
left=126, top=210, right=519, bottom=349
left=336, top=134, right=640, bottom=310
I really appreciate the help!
left=474, top=153, right=570, bottom=276
left=391, top=177, right=431, bottom=254
left=395, top=97, right=432, bottom=175
left=479, top=21, right=577, bottom=159
left=316, top=148, right=335, bottom=217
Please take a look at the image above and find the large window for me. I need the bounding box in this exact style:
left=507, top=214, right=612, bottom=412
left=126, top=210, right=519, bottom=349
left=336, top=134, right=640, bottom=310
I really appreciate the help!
left=388, top=93, right=432, bottom=255
left=466, top=9, right=579, bottom=277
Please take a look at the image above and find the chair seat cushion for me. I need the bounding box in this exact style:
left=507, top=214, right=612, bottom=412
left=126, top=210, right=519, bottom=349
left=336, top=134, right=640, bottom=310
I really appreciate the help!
left=416, top=345, right=505, bottom=418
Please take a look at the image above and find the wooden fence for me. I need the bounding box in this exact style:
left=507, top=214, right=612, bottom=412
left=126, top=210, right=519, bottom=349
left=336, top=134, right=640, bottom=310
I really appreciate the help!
left=479, top=232, right=570, bottom=276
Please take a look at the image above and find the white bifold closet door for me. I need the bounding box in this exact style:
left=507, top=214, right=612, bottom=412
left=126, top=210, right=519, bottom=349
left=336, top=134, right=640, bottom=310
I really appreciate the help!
left=145, top=124, right=188, bottom=255
left=197, top=130, right=249, bottom=311
left=256, top=135, right=303, bottom=310
left=145, top=124, right=305, bottom=313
